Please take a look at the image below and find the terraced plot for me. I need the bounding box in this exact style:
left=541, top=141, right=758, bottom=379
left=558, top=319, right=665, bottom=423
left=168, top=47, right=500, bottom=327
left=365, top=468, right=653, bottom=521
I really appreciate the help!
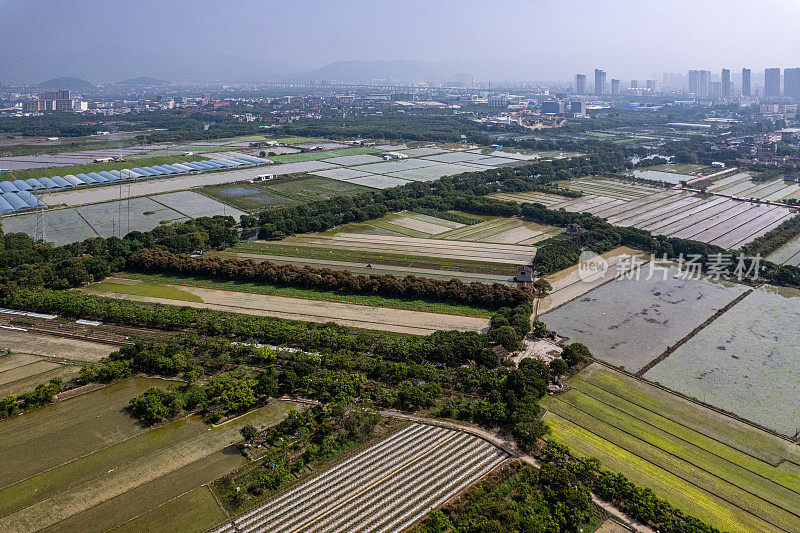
left=283, top=233, right=537, bottom=265
left=0, top=382, right=302, bottom=533
left=0, top=351, right=80, bottom=397
left=645, top=285, right=800, bottom=437
left=356, top=158, right=439, bottom=174
left=347, top=175, right=411, bottom=189
left=386, top=162, right=490, bottom=182
left=436, top=217, right=562, bottom=245
left=767, top=235, right=800, bottom=266
left=228, top=240, right=515, bottom=277
left=709, top=175, right=800, bottom=202
left=322, top=154, right=384, bottom=166
left=541, top=365, right=800, bottom=533
left=495, top=183, right=797, bottom=248
left=563, top=177, right=662, bottom=200
left=422, top=151, right=491, bottom=164
left=210, top=423, right=508, bottom=533
left=541, top=267, right=750, bottom=372
left=321, top=211, right=462, bottom=238
left=214, top=251, right=513, bottom=285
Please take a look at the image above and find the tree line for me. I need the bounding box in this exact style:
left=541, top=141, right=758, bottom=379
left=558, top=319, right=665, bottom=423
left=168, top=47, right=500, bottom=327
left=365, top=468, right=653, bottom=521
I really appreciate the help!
left=127, top=249, right=530, bottom=309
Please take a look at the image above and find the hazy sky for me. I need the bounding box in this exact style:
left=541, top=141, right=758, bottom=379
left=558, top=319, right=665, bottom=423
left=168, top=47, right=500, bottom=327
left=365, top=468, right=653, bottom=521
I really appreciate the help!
left=3, top=0, right=800, bottom=83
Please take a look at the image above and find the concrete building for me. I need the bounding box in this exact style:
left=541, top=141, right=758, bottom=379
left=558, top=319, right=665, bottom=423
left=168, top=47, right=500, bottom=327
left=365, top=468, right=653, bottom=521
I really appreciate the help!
left=742, top=68, right=751, bottom=96
left=611, top=79, right=620, bottom=95
left=488, top=94, right=508, bottom=107
left=688, top=70, right=700, bottom=94
left=575, top=74, right=586, bottom=95
left=784, top=68, right=800, bottom=99
left=541, top=100, right=564, bottom=114
left=698, top=70, right=711, bottom=97
left=710, top=81, right=722, bottom=99
left=594, top=69, right=607, bottom=95
left=765, top=68, right=781, bottom=98
left=23, top=90, right=81, bottom=112
left=646, top=79, right=657, bottom=92
left=630, top=79, right=638, bottom=89
left=722, top=69, right=731, bottom=97
left=570, top=100, right=586, bottom=115
left=688, top=70, right=711, bottom=97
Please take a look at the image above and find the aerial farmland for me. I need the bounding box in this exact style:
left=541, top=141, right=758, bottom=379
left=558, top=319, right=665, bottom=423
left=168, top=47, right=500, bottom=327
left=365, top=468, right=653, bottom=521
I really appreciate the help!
left=494, top=175, right=797, bottom=248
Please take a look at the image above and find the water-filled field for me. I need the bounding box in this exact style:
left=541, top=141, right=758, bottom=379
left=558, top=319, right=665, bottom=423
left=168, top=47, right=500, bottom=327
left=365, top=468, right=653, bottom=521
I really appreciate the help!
left=630, top=169, right=694, bottom=184
left=645, top=285, right=800, bottom=437
left=541, top=267, right=749, bottom=372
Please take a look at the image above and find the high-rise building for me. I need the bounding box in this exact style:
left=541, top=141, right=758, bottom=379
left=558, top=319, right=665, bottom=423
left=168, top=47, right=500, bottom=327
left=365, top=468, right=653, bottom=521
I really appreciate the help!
left=700, top=70, right=712, bottom=97
left=721, top=69, right=731, bottom=97
left=630, top=80, right=639, bottom=89
left=710, top=81, right=722, bottom=99
left=611, top=79, right=620, bottom=95
left=784, top=68, right=800, bottom=99
left=741, top=68, right=751, bottom=96
left=765, top=68, right=781, bottom=98
left=688, top=70, right=700, bottom=94
left=594, top=69, right=607, bottom=95
left=646, top=80, right=656, bottom=92
left=575, top=74, right=586, bottom=95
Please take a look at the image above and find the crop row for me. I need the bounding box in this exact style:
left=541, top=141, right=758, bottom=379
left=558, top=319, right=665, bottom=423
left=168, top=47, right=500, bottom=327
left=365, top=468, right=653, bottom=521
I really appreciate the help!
left=543, top=412, right=782, bottom=533
left=576, top=366, right=800, bottom=470
left=541, top=393, right=800, bottom=528
left=210, top=423, right=507, bottom=533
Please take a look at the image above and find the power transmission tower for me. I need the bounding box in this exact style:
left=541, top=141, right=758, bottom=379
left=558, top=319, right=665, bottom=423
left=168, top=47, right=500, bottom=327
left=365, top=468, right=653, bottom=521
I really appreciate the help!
left=33, top=191, right=45, bottom=243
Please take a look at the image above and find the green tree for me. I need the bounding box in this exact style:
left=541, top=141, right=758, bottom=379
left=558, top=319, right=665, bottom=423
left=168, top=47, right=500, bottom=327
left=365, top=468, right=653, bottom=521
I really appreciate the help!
left=240, top=424, right=259, bottom=441
left=549, top=358, right=568, bottom=377
left=561, top=343, right=591, bottom=367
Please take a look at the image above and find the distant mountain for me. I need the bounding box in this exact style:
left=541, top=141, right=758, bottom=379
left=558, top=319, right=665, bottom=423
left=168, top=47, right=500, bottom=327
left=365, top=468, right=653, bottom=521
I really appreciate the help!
left=289, top=59, right=510, bottom=84
left=117, top=76, right=168, bottom=86
left=37, top=77, right=95, bottom=91
left=291, top=60, right=441, bottom=84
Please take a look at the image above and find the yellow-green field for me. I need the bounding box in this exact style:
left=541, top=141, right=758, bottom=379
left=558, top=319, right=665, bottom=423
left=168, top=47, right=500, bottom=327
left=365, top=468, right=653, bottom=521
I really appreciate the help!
left=541, top=365, right=800, bottom=533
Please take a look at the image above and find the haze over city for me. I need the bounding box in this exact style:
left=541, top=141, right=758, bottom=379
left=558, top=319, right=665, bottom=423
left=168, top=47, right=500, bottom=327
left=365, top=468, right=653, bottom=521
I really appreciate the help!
left=4, top=0, right=800, bottom=83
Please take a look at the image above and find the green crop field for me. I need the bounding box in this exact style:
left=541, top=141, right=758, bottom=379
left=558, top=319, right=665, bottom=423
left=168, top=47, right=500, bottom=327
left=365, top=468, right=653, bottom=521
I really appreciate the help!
left=2, top=155, right=211, bottom=182
left=87, top=279, right=203, bottom=302
left=108, top=487, right=226, bottom=533
left=0, top=386, right=303, bottom=533
left=118, top=272, right=495, bottom=317
left=540, top=365, right=800, bottom=533
left=201, top=174, right=370, bottom=212
left=227, top=241, right=516, bottom=276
